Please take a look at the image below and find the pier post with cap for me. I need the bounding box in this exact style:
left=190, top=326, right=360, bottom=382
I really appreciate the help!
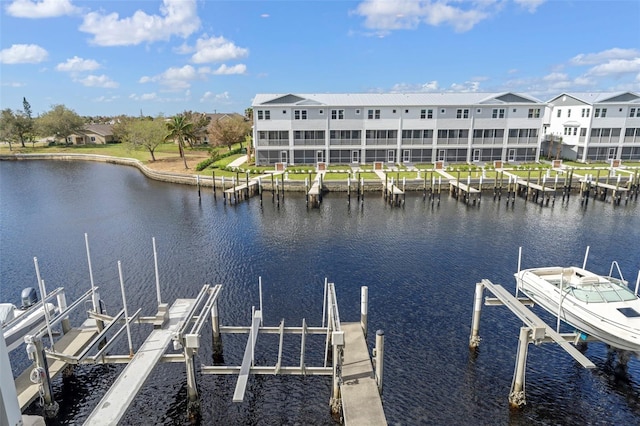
left=509, top=327, right=530, bottom=408
left=469, top=282, right=484, bottom=349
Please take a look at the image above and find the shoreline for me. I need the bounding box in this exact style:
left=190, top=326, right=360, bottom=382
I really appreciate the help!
left=2, top=152, right=638, bottom=194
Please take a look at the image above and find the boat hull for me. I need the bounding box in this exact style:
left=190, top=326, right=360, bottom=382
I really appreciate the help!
left=516, top=267, right=640, bottom=353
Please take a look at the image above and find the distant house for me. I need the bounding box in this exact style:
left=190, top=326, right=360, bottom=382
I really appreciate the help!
left=199, top=112, right=247, bottom=145
left=67, top=124, right=116, bottom=145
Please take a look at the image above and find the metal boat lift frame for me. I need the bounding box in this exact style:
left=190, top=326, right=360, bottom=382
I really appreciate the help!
left=469, top=278, right=596, bottom=407
left=11, top=235, right=372, bottom=423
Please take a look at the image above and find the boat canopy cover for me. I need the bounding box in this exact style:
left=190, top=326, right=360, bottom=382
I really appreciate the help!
left=0, top=303, right=16, bottom=326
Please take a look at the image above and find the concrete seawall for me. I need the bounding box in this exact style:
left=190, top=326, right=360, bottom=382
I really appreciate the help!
left=2, top=153, right=632, bottom=193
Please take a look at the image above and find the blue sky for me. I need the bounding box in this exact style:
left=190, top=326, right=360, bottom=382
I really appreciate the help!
left=1, top=0, right=639, bottom=117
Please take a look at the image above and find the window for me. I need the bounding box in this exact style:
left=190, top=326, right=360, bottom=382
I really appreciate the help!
left=355, top=109, right=360, bottom=115
left=492, top=108, right=505, bottom=119
left=595, top=108, right=607, bottom=118
left=420, top=109, right=433, bottom=119
left=567, top=109, right=571, bottom=118
left=392, top=109, right=396, bottom=114
left=581, top=108, right=590, bottom=118
left=294, top=110, right=307, bottom=120
left=557, top=109, right=562, bottom=118
left=456, top=109, right=469, bottom=119
left=91, top=136, right=96, bottom=141
left=257, top=110, right=270, bottom=120
left=283, top=110, right=286, bottom=114
left=405, top=109, right=409, bottom=114
left=574, top=128, right=577, bottom=136
left=477, top=109, right=482, bottom=113
left=631, top=108, right=637, bottom=118
left=528, top=108, right=541, bottom=118
left=367, top=109, right=380, bottom=119
left=319, top=110, right=323, bottom=115
left=580, top=128, right=587, bottom=136
left=440, top=109, right=446, bottom=114
left=331, top=109, right=344, bottom=120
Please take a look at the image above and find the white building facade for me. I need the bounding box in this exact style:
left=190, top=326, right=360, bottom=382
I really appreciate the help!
left=252, top=92, right=548, bottom=166
left=544, top=92, right=640, bottom=162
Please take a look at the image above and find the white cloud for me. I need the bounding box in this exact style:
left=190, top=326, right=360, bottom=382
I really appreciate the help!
left=570, top=48, right=639, bottom=66
left=94, top=95, right=120, bottom=103
left=200, top=91, right=231, bottom=102
left=140, top=65, right=208, bottom=90
left=0, top=44, right=48, bottom=64
left=390, top=80, right=440, bottom=92
left=353, top=0, right=498, bottom=33
left=79, top=0, right=200, bottom=46
left=260, top=14, right=270, bottom=18
left=513, top=0, right=546, bottom=13
left=56, top=56, right=100, bottom=72
left=77, top=74, right=119, bottom=88
left=213, top=64, right=247, bottom=75
left=449, top=80, right=481, bottom=92
left=5, top=0, right=79, bottom=18
left=586, top=58, right=640, bottom=77
left=1, top=81, right=26, bottom=87
left=190, top=35, right=249, bottom=64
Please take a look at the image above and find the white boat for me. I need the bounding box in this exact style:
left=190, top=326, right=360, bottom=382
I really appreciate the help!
left=515, top=265, right=640, bottom=353
left=1, top=288, right=58, bottom=353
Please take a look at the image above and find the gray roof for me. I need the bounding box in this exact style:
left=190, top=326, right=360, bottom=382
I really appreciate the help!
left=83, top=124, right=113, bottom=136
left=253, top=92, right=545, bottom=107
left=548, top=92, right=640, bottom=104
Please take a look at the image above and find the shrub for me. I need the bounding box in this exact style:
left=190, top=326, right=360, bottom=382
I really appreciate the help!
left=195, top=157, right=215, bottom=171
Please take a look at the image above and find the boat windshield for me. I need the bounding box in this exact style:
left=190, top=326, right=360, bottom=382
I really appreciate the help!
left=569, top=280, right=637, bottom=303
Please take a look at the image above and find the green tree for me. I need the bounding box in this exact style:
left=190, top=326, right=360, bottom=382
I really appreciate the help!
left=244, top=107, right=253, bottom=121
left=165, top=114, right=195, bottom=169
left=0, top=109, right=16, bottom=151
left=207, top=115, right=251, bottom=151
left=0, top=108, right=33, bottom=150
left=36, top=104, right=84, bottom=145
left=122, top=117, right=167, bottom=161
left=181, top=110, right=209, bottom=146
left=22, top=97, right=35, bottom=147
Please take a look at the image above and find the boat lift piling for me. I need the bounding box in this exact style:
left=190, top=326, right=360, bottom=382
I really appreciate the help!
left=469, top=278, right=596, bottom=407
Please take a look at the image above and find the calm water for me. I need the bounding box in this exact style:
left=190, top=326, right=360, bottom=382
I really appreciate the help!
left=1, top=160, right=639, bottom=425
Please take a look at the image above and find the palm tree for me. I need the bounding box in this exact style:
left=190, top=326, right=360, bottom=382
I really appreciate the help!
left=165, top=114, right=195, bottom=169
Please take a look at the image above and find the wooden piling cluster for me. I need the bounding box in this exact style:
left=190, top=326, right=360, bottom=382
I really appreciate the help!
left=383, top=175, right=405, bottom=207
left=421, top=171, right=442, bottom=206
left=579, top=168, right=636, bottom=206
left=449, top=171, right=481, bottom=206
left=347, top=174, right=365, bottom=210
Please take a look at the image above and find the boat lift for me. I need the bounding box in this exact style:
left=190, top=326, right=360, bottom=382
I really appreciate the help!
left=470, top=246, right=640, bottom=408
left=9, top=236, right=381, bottom=424
left=469, top=278, right=595, bottom=407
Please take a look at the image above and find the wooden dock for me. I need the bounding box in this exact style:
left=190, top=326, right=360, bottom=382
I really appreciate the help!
left=15, top=319, right=98, bottom=410
left=340, top=322, right=387, bottom=425
left=83, top=298, right=196, bottom=425
left=308, top=180, right=322, bottom=208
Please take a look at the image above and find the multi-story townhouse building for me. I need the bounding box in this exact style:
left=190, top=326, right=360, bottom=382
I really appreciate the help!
left=252, top=93, right=546, bottom=166
left=545, top=92, right=640, bottom=162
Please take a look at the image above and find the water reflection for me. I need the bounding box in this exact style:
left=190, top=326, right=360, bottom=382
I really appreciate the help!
left=1, top=160, right=639, bottom=425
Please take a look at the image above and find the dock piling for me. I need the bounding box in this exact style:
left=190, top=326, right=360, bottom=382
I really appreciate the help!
left=375, top=330, right=384, bottom=394
left=360, top=286, right=368, bottom=339
left=509, top=327, right=529, bottom=408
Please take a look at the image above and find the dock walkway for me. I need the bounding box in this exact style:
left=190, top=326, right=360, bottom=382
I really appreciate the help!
left=340, top=322, right=387, bottom=425
left=15, top=319, right=98, bottom=410
left=83, top=298, right=195, bottom=425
